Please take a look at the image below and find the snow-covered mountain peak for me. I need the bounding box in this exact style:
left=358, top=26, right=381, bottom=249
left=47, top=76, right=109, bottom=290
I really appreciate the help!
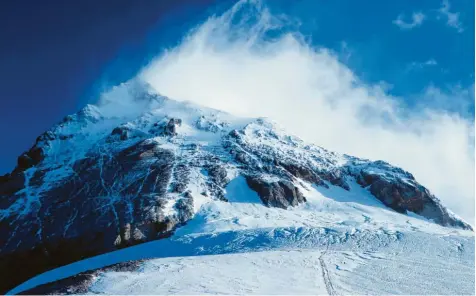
left=0, top=81, right=473, bottom=294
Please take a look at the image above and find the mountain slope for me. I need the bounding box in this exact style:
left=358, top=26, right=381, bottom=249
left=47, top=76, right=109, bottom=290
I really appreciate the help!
left=0, top=81, right=473, bottom=294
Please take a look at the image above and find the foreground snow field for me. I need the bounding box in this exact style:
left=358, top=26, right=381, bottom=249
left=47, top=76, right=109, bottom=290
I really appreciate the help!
left=10, top=177, right=474, bottom=295
left=86, top=248, right=474, bottom=295
left=11, top=228, right=475, bottom=295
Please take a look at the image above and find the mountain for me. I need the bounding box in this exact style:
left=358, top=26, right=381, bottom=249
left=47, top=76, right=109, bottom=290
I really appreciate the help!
left=1, top=81, right=473, bottom=294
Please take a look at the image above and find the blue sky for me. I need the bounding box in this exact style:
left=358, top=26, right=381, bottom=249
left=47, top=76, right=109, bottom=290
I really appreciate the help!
left=0, top=0, right=474, bottom=176
left=270, top=0, right=474, bottom=109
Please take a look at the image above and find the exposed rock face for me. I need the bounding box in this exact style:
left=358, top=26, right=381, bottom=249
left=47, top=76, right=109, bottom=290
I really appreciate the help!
left=164, top=118, right=182, bottom=136
left=246, top=176, right=306, bottom=208
left=0, top=172, right=25, bottom=207
left=111, top=126, right=131, bottom=141
left=15, top=130, right=56, bottom=172
left=0, top=140, right=195, bottom=293
left=148, top=118, right=182, bottom=137
left=204, top=163, right=229, bottom=201
left=0, top=87, right=472, bottom=293
left=349, top=162, right=469, bottom=229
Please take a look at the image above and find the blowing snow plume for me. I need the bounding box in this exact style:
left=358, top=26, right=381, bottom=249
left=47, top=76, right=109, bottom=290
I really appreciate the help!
left=133, top=0, right=474, bottom=224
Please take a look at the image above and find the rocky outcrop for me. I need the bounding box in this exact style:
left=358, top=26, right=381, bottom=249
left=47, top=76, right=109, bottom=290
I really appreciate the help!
left=109, top=125, right=147, bottom=142
left=164, top=118, right=182, bottom=136
left=14, top=131, right=54, bottom=172
left=148, top=118, right=182, bottom=137
left=204, top=163, right=230, bottom=201
left=0, top=172, right=25, bottom=206
left=246, top=176, right=306, bottom=209
left=0, top=140, right=193, bottom=293
left=320, top=170, right=350, bottom=191
left=111, top=126, right=132, bottom=141
left=351, top=162, right=472, bottom=230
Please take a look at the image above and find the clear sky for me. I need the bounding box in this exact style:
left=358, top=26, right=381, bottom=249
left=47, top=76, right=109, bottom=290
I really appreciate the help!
left=0, top=0, right=474, bottom=222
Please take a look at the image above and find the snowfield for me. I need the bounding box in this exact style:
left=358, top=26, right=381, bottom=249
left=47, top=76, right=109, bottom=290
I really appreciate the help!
left=9, top=177, right=474, bottom=295
left=84, top=248, right=474, bottom=295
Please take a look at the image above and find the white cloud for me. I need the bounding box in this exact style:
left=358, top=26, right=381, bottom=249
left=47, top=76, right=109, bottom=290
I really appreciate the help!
left=437, top=0, right=464, bottom=33
left=424, top=59, right=438, bottom=66
left=419, top=84, right=475, bottom=118
left=137, top=0, right=474, bottom=225
left=393, top=12, right=426, bottom=30
left=407, top=59, right=438, bottom=71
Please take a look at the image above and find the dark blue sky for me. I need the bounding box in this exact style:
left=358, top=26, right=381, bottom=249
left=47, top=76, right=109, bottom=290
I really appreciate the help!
left=0, top=0, right=227, bottom=174
left=0, top=0, right=474, bottom=174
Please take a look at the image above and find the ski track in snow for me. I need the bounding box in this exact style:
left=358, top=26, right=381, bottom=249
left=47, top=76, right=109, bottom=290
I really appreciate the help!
left=319, top=247, right=337, bottom=296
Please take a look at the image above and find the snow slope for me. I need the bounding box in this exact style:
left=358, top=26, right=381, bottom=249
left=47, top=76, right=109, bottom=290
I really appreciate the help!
left=9, top=176, right=474, bottom=295
left=83, top=248, right=474, bottom=295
